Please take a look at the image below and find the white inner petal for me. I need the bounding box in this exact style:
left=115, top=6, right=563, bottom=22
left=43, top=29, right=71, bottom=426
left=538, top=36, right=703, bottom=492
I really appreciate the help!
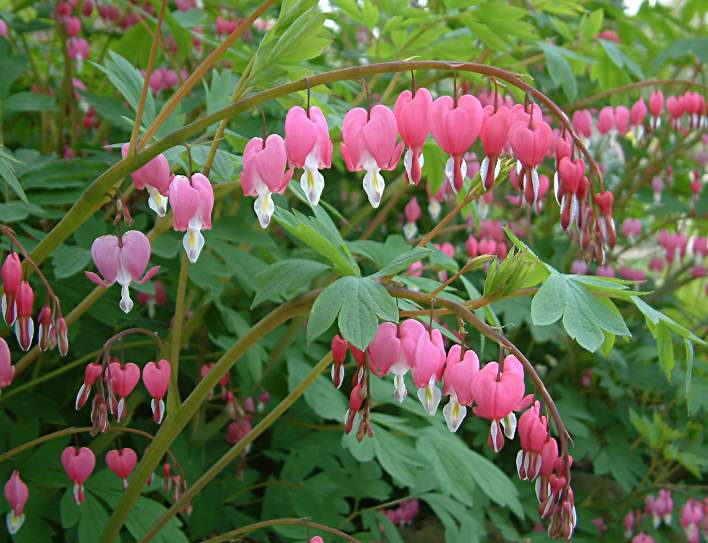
left=254, top=188, right=275, bottom=229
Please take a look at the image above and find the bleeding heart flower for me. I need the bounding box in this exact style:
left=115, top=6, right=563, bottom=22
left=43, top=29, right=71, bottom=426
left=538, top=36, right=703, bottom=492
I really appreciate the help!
left=403, top=197, right=421, bottom=240
left=61, top=447, right=96, bottom=505
left=330, top=335, right=347, bottom=389
left=367, top=322, right=401, bottom=378
left=143, top=359, right=171, bottom=424
left=472, top=355, right=526, bottom=452
left=0, top=338, right=14, bottom=391
left=480, top=106, right=512, bottom=190
left=429, top=94, right=483, bottom=192
left=107, top=361, right=140, bottom=421
left=341, top=105, right=404, bottom=208
left=596, top=106, right=614, bottom=135
left=285, top=105, right=333, bottom=206
left=14, top=281, right=34, bottom=351
left=516, top=400, right=549, bottom=481
left=649, top=91, right=663, bottom=129
left=442, top=345, right=479, bottom=432
left=241, top=134, right=293, bottom=228
left=106, top=448, right=138, bottom=489
left=412, top=329, right=446, bottom=416
left=4, top=470, right=28, bottom=534
left=508, top=118, right=553, bottom=206
left=1, top=252, right=22, bottom=326
left=394, top=87, right=433, bottom=185
left=571, top=110, right=592, bottom=139
left=85, top=230, right=160, bottom=313
left=169, top=173, right=214, bottom=263
left=615, top=105, right=630, bottom=135
left=121, top=144, right=172, bottom=216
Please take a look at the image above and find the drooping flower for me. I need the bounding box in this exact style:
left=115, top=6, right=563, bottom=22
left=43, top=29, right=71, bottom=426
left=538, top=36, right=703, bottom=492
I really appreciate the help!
left=67, top=37, right=89, bottom=70
left=480, top=105, right=512, bottom=191
left=442, top=344, right=479, bottom=432
left=341, top=105, right=403, bottom=207
left=571, top=110, right=592, bottom=139
left=394, top=87, right=433, bottom=185
left=508, top=117, right=553, bottom=206
left=169, top=173, right=214, bottom=263
left=555, top=156, right=586, bottom=230
left=15, top=281, right=34, bottom=351
left=36, top=305, right=52, bottom=351
left=241, top=134, right=293, bottom=228
left=680, top=499, right=703, bottom=543
left=330, top=334, right=347, bottom=389
left=367, top=322, right=401, bottom=378
left=403, top=197, right=421, bottom=240
left=4, top=470, right=28, bottom=534
left=1, top=252, right=22, bottom=325
left=630, top=98, right=648, bottom=138
left=596, top=106, right=614, bottom=135
left=107, top=361, right=140, bottom=421
left=61, top=447, right=96, bottom=505
left=516, top=400, right=549, bottom=481
left=391, top=319, right=426, bottom=403
left=143, top=359, right=171, bottom=424
left=472, top=355, right=526, bottom=452
left=594, top=190, right=617, bottom=247
left=106, top=448, right=138, bottom=489
left=121, top=144, right=172, bottom=217
left=0, top=338, right=14, bottom=391
left=75, top=363, right=103, bottom=410
left=429, top=94, right=483, bottom=192
left=412, top=329, right=446, bottom=416
left=284, top=105, right=333, bottom=206
left=85, top=230, right=160, bottom=313
left=649, top=91, right=663, bottom=129
left=615, top=105, right=630, bottom=135
left=465, top=235, right=478, bottom=258
left=344, top=382, right=364, bottom=434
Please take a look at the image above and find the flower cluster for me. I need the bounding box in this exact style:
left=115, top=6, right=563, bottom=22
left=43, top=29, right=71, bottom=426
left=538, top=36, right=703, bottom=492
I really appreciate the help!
left=331, top=320, right=575, bottom=539
left=76, top=355, right=171, bottom=431
left=623, top=493, right=707, bottom=543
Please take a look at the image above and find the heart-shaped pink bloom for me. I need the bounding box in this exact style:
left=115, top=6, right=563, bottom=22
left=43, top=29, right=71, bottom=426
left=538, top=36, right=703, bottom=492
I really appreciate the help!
left=85, top=230, right=159, bottom=313
left=67, top=37, right=88, bottom=60
left=666, top=96, right=683, bottom=119
left=241, top=134, right=294, bottom=226
left=508, top=120, right=553, bottom=167
left=472, top=360, right=526, bottom=421
left=285, top=106, right=332, bottom=169
left=558, top=157, right=585, bottom=195
left=367, top=322, right=401, bottom=377
left=412, top=329, right=446, bottom=388
left=2, top=252, right=22, bottom=325
left=120, top=144, right=171, bottom=195
left=614, top=106, right=630, bottom=135
left=61, top=446, right=96, bottom=505
left=0, top=338, right=13, bottom=390
left=106, top=448, right=138, bottom=488
left=107, top=361, right=141, bottom=421
left=75, top=362, right=103, bottom=411
left=649, top=91, right=663, bottom=117
left=362, top=105, right=403, bottom=170
left=481, top=106, right=511, bottom=157
left=168, top=173, right=214, bottom=262
left=443, top=344, right=479, bottom=405
left=143, top=359, right=171, bottom=423
left=394, top=88, right=432, bottom=185
left=630, top=98, right=647, bottom=126
left=596, top=106, right=615, bottom=134
left=404, top=197, right=421, bottom=224
left=14, top=281, right=34, bottom=351
left=398, top=319, right=426, bottom=369
left=571, top=110, right=592, bottom=138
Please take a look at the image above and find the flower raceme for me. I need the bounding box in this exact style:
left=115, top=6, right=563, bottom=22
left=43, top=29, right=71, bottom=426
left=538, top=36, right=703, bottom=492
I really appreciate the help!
left=85, top=230, right=160, bottom=313
left=4, top=470, right=28, bottom=535
left=169, top=173, right=214, bottom=263
left=61, top=446, right=96, bottom=505
left=394, top=87, right=433, bottom=186
left=284, top=105, right=333, bottom=206
left=341, top=105, right=403, bottom=208
left=241, top=134, right=293, bottom=228
left=121, top=144, right=172, bottom=217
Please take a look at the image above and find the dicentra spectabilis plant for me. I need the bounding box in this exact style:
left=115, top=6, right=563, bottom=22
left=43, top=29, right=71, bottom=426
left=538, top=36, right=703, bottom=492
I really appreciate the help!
left=0, top=2, right=705, bottom=542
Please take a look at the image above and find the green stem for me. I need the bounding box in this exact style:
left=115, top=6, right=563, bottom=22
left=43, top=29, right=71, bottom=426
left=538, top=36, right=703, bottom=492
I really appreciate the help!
left=99, top=290, right=318, bottom=543
left=199, top=517, right=360, bottom=543
left=138, top=353, right=332, bottom=542
left=168, top=253, right=189, bottom=413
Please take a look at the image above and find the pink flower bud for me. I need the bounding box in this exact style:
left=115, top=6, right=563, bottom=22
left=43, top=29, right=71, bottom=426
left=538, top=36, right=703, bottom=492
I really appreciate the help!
left=394, top=88, right=432, bottom=185
left=4, top=470, right=28, bottom=534
left=2, top=253, right=22, bottom=325
left=0, top=338, right=14, bottom=391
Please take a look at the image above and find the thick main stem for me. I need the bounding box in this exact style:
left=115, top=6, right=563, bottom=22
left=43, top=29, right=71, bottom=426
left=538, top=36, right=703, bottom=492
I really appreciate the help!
left=138, top=353, right=333, bottom=542
left=200, top=518, right=361, bottom=543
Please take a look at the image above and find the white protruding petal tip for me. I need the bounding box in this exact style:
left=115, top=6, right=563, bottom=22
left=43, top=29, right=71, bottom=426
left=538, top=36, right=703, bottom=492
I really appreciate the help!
left=183, top=228, right=205, bottom=264
left=119, top=284, right=133, bottom=313
left=363, top=169, right=385, bottom=208
left=443, top=399, right=466, bottom=432
left=300, top=167, right=325, bottom=207
left=417, top=383, right=441, bottom=416
left=147, top=187, right=168, bottom=217
left=254, top=191, right=274, bottom=229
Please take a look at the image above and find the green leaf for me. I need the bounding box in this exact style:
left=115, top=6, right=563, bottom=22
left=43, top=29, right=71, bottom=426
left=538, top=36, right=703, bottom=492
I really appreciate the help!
left=539, top=43, right=577, bottom=102
left=599, top=40, right=644, bottom=79
left=4, top=91, right=55, bottom=113
left=0, top=146, right=28, bottom=204
left=372, top=424, right=422, bottom=487
left=252, top=259, right=330, bottom=307
left=93, top=51, right=156, bottom=125
left=78, top=493, right=110, bottom=543
left=372, top=247, right=432, bottom=277
left=657, top=324, right=675, bottom=381
left=685, top=339, right=694, bottom=413
left=53, top=245, right=91, bottom=279
left=581, top=8, right=604, bottom=41
left=530, top=273, right=565, bottom=326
